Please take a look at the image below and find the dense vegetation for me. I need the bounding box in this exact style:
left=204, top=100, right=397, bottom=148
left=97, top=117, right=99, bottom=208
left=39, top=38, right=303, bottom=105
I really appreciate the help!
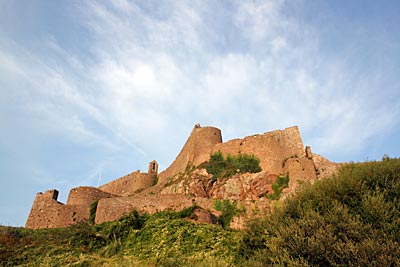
left=241, top=157, right=400, bottom=266
left=1, top=157, right=399, bottom=266
left=0, top=207, right=242, bottom=266
left=199, top=151, right=262, bottom=179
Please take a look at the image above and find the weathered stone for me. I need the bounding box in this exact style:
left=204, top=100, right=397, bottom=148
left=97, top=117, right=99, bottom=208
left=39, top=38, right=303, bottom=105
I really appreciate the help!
left=26, top=125, right=340, bottom=229
left=191, top=207, right=217, bottom=224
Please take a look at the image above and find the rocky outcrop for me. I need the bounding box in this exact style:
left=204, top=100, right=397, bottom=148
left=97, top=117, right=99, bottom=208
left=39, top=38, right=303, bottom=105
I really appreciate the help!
left=191, top=207, right=217, bottom=224
left=210, top=172, right=276, bottom=200
left=161, top=169, right=278, bottom=200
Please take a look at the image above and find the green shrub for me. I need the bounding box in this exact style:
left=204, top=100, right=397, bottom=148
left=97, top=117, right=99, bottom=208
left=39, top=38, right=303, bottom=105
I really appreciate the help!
left=214, top=199, right=242, bottom=229
left=126, top=212, right=241, bottom=264
left=98, top=210, right=145, bottom=243
left=199, top=151, right=261, bottom=180
left=0, top=226, right=22, bottom=239
left=266, top=174, right=290, bottom=200
left=242, top=158, right=400, bottom=266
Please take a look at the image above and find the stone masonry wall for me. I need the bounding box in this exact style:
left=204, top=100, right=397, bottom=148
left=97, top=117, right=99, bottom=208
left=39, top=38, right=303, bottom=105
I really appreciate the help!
left=159, top=126, right=222, bottom=182
left=213, top=126, right=306, bottom=175
left=95, top=194, right=201, bottom=224
left=25, top=190, right=89, bottom=229
left=159, top=126, right=306, bottom=182
left=67, top=186, right=115, bottom=206
left=94, top=194, right=270, bottom=225
left=26, top=125, right=339, bottom=229
left=284, top=157, right=317, bottom=188
left=99, top=171, right=154, bottom=196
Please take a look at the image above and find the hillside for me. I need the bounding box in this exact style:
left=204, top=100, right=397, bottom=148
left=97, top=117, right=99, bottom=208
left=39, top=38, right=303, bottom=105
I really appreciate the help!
left=2, top=157, right=399, bottom=266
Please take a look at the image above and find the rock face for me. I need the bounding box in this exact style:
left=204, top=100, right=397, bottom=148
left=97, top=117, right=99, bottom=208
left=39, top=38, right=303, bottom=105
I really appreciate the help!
left=25, top=125, right=340, bottom=229
left=210, top=172, right=276, bottom=200
left=161, top=169, right=277, bottom=201
left=191, top=207, right=217, bottom=224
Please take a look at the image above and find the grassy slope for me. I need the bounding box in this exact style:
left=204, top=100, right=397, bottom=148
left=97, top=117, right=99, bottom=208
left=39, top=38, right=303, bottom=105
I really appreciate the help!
left=1, top=158, right=400, bottom=266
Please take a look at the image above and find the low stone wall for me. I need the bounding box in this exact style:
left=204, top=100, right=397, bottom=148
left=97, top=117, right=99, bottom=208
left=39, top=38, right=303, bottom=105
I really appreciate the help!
left=95, top=194, right=205, bottom=224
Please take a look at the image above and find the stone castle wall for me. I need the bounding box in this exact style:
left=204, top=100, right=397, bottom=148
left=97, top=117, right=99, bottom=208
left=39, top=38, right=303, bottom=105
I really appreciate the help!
left=25, top=190, right=85, bottom=229
left=160, top=125, right=306, bottom=181
left=99, top=171, right=154, bottom=196
left=95, top=194, right=202, bottom=224
left=213, top=126, right=305, bottom=175
left=67, top=186, right=115, bottom=206
left=159, top=126, right=222, bottom=182
left=25, top=125, right=339, bottom=229
left=25, top=187, right=115, bottom=229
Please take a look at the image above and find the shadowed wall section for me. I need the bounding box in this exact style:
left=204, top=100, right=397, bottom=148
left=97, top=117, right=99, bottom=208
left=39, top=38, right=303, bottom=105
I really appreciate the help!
left=25, top=188, right=114, bottom=229
left=159, top=125, right=222, bottom=182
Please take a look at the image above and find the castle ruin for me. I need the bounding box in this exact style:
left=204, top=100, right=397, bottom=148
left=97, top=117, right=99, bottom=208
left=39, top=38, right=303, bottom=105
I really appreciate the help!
left=26, top=125, right=338, bottom=229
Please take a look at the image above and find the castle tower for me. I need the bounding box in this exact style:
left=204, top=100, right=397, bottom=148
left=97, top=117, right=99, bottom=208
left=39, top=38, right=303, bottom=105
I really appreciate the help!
left=148, top=160, right=158, bottom=175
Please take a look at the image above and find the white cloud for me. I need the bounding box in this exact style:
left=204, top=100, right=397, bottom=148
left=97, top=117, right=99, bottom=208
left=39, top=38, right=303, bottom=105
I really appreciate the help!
left=2, top=0, right=398, bottom=171
left=235, top=0, right=286, bottom=41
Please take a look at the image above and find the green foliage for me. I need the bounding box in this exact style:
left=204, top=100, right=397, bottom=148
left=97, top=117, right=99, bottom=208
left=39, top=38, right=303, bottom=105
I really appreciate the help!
left=267, top=174, right=290, bottom=200
left=126, top=210, right=242, bottom=265
left=97, top=210, right=145, bottom=243
left=213, top=199, right=243, bottom=229
left=0, top=222, right=104, bottom=267
left=89, top=200, right=98, bottom=225
left=199, top=151, right=261, bottom=180
left=1, top=207, right=242, bottom=266
left=242, top=158, right=400, bottom=266
left=152, top=175, right=158, bottom=186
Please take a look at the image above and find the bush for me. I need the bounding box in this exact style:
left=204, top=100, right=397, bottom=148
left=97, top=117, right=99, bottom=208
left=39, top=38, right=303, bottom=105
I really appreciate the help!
left=266, top=174, right=290, bottom=200
left=199, top=151, right=261, bottom=180
left=214, top=199, right=244, bottom=229
left=126, top=211, right=242, bottom=264
left=242, top=158, right=400, bottom=266
left=98, top=210, right=145, bottom=243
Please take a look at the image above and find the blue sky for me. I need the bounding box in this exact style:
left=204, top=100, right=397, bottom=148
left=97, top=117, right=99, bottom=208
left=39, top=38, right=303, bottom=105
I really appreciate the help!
left=1, top=0, right=399, bottom=226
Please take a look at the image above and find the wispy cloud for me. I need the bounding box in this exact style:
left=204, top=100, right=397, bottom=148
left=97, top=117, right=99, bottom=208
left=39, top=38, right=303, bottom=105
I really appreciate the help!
left=57, top=0, right=400, bottom=161
left=1, top=0, right=400, bottom=226
left=2, top=0, right=397, bottom=165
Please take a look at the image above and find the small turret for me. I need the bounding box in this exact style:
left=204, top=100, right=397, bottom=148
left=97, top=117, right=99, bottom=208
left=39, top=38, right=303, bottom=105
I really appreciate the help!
left=148, top=160, right=158, bottom=176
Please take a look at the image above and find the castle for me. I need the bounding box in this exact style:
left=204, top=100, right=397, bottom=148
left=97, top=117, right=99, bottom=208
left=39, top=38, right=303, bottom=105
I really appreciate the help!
left=26, top=125, right=338, bottom=229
